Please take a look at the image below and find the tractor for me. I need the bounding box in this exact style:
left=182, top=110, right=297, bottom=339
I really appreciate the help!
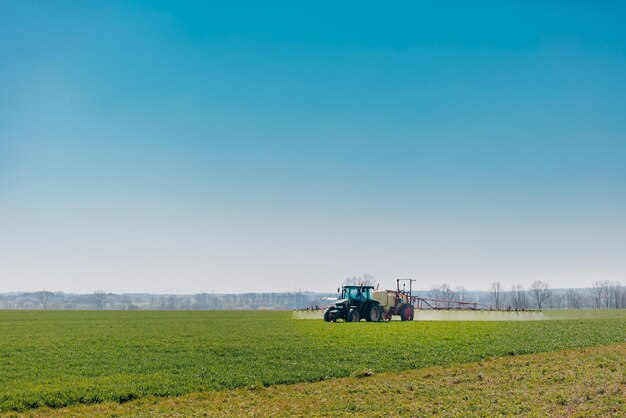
left=321, top=278, right=526, bottom=323
left=323, top=280, right=415, bottom=322
left=323, top=285, right=382, bottom=322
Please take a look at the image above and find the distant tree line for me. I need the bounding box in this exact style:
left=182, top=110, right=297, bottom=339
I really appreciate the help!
left=0, top=280, right=623, bottom=310
left=425, top=280, right=624, bottom=310
left=0, top=291, right=334, bottom=311
left=342, top=274, right=378, bottom=287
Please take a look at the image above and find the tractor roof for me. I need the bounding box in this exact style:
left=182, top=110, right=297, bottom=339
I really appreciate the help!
left=342, top=285, right=375, bottom=289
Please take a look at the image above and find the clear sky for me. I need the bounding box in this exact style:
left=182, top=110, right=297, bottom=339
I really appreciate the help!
left=1, top=1, right=625, bottom=294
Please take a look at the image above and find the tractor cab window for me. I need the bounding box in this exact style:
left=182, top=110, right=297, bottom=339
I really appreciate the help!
left=343, top=286, right=371, bottom=300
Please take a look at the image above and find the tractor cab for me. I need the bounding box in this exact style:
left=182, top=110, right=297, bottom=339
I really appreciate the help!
left=341, top=285, right=374, bottom=302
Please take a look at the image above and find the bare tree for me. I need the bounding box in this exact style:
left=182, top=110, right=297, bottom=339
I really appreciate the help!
left=343, top=274, right=378, bottom=287
left=490, top=282, right=504, bottom=309
left=530, top=281, right=551, bottom=309
left=509, top=284, right=528, bottom=310
left=592, top=280, right=613, bottom=309
left=430, top=283, right=454, bottom=300
left=565, top=290, right=583, bottom=309
left=429, top=284, right=441, bottom=299
left=591, top=281, right=603, bottom=309
left=549, top=292, right=563, bottom=309
left=454, top=286, right=467, bottom=302
left=94, top=291, right=107, bottom=310
left=608, top=281, right=622, bottom=309
left=34, top=291, right=54, bottom=310
left=602, top=281, right=611, bottom=309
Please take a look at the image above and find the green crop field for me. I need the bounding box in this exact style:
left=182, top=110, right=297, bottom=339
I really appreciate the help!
left=1, top=310, right=625, bottom=413
left=35, top=343, right=625, bottom=417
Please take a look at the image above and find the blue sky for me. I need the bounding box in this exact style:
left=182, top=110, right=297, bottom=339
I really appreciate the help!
left=1, top=1, right=625, bottom=293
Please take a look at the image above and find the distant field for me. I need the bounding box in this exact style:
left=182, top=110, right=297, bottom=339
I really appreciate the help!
left=1, top=310, right=625, bottom=413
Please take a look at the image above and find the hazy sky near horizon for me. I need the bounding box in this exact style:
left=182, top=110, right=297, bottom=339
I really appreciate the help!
left=1, top=1, right=625, bottom=294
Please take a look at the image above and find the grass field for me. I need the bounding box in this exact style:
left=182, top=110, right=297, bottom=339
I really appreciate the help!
left=1, top=310, right=625, bottom=413
left=29, top=343, right=626, bottom=417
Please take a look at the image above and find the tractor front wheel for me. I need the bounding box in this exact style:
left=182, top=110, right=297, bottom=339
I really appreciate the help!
left=346, top=308, right=360, bottom=322
left=323, top=308, right=332, bottom=322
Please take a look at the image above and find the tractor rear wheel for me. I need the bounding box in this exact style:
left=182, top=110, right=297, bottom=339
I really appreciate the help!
left=346, top=308, right=360, bottom=322
left=365, top=304, right=381, bottom=322
left=400, top=304, right=414, bottom=321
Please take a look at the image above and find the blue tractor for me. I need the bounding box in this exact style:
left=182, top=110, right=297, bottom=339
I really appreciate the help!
left=323, top=285, right=382, bottom=322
